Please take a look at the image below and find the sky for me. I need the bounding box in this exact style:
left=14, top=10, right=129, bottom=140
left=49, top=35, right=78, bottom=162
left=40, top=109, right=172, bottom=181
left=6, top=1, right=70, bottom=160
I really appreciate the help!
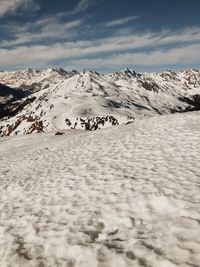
left=0, top=0, right=200, bottom=73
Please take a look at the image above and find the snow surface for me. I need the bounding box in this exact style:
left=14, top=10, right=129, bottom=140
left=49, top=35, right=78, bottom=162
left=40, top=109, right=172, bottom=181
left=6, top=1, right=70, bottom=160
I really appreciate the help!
left=0, top=111, right=200, bottom=267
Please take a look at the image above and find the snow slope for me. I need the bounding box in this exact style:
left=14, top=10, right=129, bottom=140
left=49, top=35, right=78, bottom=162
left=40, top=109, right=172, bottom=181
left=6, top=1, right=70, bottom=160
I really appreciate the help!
left=0, top=68, right=200, bottom=136
left=0, top=111, right=200, bottom=267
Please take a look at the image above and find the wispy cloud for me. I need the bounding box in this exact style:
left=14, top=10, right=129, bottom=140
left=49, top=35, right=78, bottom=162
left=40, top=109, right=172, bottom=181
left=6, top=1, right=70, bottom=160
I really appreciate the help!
left=0, top=0, right=40, bottom=17
left=73, top=0, right=94, bottom=14
left=105, top=16, right=140, bottom=27
left=0, top=27, right=200, bottom=70
left=2, top=26, right=200, bottom=50
left=1, top=42, right=199, bottom=70
left=0, top=16, right=83, bottom=47
left=67, top=44, right=200, bottom=69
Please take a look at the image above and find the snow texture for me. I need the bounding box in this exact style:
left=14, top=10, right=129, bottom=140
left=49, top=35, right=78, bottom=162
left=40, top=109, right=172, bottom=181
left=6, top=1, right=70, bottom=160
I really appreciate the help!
left=0, top=111, right=200, bottom=267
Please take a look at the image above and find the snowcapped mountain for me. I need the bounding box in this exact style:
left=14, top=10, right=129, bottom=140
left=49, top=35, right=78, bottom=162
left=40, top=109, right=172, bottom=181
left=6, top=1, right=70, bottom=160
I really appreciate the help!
left=0, top=68, right=199, bottom=137
left=0, top=68, right=78, bottom=92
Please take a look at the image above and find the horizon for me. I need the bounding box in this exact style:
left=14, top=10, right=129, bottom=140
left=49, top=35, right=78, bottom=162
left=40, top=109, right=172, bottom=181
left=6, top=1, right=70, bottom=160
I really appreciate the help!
left=0, top=0, right=200, bottom=72
left=0, top=66, right=200, bottom=75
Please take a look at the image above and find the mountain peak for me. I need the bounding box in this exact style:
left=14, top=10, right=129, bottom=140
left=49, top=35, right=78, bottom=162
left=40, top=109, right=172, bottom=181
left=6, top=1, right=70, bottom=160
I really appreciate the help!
left=122, top=68, right=137, bottom=76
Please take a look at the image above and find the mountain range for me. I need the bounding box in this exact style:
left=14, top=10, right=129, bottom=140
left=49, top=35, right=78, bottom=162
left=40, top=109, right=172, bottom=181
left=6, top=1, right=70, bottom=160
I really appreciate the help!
left=0, top=68, right=200, bottom=137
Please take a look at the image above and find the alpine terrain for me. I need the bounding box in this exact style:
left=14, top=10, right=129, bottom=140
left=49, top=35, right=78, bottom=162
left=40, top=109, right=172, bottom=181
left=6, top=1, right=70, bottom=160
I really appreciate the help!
left=0, top=68, right=200, bottom=267
left=0, top=68, right=200, bottom=136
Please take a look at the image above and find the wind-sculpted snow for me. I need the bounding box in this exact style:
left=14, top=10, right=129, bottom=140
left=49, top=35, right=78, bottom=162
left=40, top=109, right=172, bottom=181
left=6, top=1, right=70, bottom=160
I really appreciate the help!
left=0, top=112, right=200, bottom=266
left=0, top=68, right=200, bottom=137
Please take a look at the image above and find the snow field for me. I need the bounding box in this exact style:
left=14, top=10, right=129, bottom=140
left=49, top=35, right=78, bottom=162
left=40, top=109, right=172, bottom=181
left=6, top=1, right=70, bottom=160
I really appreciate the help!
left=0, top=112, right=200, bottom=266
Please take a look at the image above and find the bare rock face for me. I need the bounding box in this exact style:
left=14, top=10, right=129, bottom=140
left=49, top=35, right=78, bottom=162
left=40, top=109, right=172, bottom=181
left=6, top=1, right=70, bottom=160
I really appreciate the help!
left=140, top=81, right=160, bottom=92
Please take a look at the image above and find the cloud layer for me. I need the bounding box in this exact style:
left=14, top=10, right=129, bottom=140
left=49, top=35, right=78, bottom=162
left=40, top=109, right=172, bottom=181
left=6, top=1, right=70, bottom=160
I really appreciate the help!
left=0, top=26, right=200, bottom=70
left=0, top=1, right=199, bottom=71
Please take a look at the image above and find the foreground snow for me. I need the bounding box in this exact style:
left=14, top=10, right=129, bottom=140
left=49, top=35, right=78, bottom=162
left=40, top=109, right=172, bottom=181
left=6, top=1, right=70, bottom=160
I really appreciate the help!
left=0, top=112, right=200, bottom=267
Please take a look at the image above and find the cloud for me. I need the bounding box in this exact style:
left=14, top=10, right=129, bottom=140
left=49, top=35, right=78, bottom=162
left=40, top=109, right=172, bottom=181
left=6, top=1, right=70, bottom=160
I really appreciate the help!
left=67, top=44, right=200, bottom=69
left=0, top=26, right=200, bottom=70
left=2, top=25, right=200, bottom=50
left=105, top=16, right=140, bottom=27
left=0, top=42, right=200, bottom=70
left=0, top=16, right=83, bottom=47
left=70, top=0, right=95, bottom=14
left=0, top=0, right=40, bottom=17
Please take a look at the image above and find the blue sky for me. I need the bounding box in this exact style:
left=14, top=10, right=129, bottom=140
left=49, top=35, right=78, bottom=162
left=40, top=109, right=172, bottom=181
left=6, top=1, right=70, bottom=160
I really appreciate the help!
left=0, top=0, right=200, bottom=72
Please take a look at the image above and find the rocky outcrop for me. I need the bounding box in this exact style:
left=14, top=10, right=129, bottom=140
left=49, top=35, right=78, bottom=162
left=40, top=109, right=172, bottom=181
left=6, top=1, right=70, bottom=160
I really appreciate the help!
left=140, top=81, right=159, bottom=92
left=0, top=115, right=43, bottom=137
left=65, top=116, right=135, bottom=131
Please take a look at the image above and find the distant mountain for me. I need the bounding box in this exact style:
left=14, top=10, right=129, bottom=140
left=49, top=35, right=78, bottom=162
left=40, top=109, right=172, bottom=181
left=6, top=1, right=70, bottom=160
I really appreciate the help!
left=0, top=68, right=78, bottom=92
left=0, top=68, right=199, bottom=137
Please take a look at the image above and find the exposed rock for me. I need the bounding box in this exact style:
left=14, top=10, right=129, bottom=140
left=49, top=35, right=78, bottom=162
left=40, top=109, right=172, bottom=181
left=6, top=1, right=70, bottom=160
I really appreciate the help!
left=55, top=132, right=65, bottom=136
